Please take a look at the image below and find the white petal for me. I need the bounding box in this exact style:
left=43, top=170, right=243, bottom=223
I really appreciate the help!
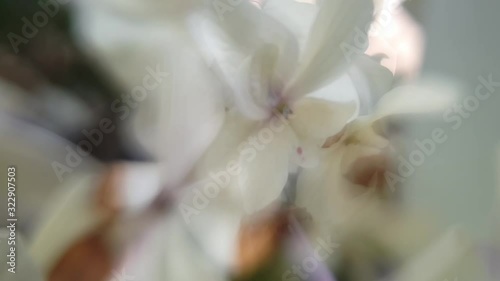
left=206, top=1, right=299, bottom=71
left=237, top=123, right=295, bottom=213
left=177, top=181, right=244, bottom=270
left=290, top=138, right=321, bottom=169
left=189, top=17, right=270, bottom=119
left=287, top=97, right=357, bottom=168
left=342, top=117, right=390, bottom=150
left=198, top=2, right=299, bottom=118
left=126, top=211, right=231, bottom=281
left=305, top=73, right=361, bottom=115
left=246, top=45, right=283, bottom=112
left=75, top=5, right=226, bottom=186
left=290, top=97, right=357, bottom=142
left=155, top=49, right=226, bottom=186
left=194, top=112, right=295, bottom=214
left=348, top=54, right=394, bottom=113
left=75, top=0, right=201, bottom=20
left=193, top=109, right=260, bottom=186
left=295, top=146, right=346, bottom=236
left=30, top=173, right=108, bottom=274
left=118, top=163, right=162, bottom=213
left=373, top=77, right=460, bottom=120
left=262, top=0, right=319, bottom=51
left=0, top=114, right=99, bottom=224
left=73, top=0, right=184, bottom=88
left=339, top=142, right=391, bottom=190
left=340, top=144, right=384, bottom=174
left=284, top=0, right=374, bottom=99
left=296, top=142, right=385, bottom=236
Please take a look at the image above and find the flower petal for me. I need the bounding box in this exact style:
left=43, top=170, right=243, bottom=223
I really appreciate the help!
left=287, top=97, right=357, bottom=168
left=190, top=18, right=271, bottom=119
left=348, top=54, right=394, bottom=114
left=284, top=0, right=374, bottom=99
left=193, top=109, right=260, bottom=187
left=290, top=97, right=357, bottom=142
left=341, top=118, right=390, bottom=150
left=153, top=51, right=226, bottom=187
left=197, top=2, right=299, bottom=118
left=295, top=147, right=346, bottom=236
left=262, top=0, right=319, bottom=51
left=296, top=142, right=385, bottom=236
left=305, top=73, right=362, bottom=111
left=247, top=45, right=283, bottom=112
left=30, top=173, right=109, bottom=275
left=290, top=138, right=321, bottom=169
left=75, top=4, right=227, bottom=186
left=237, top=123, right=295, bottom=213
left=177, top=180, right=244, bottom=271
left=373, top=77, right=459, bottom=120
left=340, top=143, right=390, bottom=190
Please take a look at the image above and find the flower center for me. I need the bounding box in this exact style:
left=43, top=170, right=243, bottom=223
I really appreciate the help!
left=275, top=102, right=293, bottom=119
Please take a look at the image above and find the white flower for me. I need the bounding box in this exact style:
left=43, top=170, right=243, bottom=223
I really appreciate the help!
left=193, top=0, right=375, bottom=213
left=73, top=0, right=227, bottom=187
left=295, top=77, right=458, bottom=236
